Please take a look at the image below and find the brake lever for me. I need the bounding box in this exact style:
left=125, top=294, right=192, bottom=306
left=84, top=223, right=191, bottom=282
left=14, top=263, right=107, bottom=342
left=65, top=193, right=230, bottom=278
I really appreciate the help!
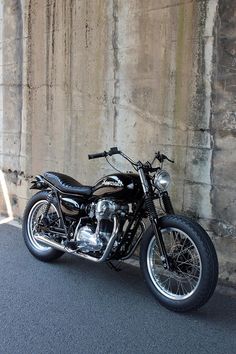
left=155, top=152, right=174, bottom=164
left=162, top=154, right=175, bottom=164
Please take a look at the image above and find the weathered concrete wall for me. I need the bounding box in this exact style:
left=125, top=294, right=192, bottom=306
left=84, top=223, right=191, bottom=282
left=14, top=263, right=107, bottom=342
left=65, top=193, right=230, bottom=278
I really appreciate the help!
left=0, top=0, right=27, bottom=217
left=211, top=0, right=236, bottom=285
left=0, top=0, right=235, bottom=285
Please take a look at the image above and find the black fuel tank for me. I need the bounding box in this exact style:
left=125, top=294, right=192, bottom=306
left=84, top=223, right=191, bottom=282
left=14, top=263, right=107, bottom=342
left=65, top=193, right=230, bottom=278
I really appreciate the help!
left=92, top=173, right=143, bottom=202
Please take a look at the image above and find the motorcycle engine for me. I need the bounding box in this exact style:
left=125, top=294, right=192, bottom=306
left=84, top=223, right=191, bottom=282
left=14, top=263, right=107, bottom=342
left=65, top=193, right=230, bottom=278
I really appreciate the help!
left=75, top=199, right=128, bottom=253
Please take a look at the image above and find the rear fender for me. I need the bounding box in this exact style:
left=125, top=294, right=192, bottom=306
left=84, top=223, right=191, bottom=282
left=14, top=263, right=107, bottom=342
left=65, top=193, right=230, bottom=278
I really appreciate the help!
left=30, top=175, right=49, bottom=190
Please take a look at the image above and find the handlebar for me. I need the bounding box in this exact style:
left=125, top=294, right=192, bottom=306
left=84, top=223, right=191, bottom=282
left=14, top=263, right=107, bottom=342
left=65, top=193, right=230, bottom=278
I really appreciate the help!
left=88, top=147, right=174, bottom=170
left=88, top=151, right=107, bottom=160
left=88, top=147, right=120, bottom=160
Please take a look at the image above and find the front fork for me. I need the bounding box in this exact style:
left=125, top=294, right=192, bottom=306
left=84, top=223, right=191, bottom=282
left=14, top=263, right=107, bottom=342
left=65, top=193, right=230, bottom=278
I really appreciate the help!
left=145, top=195, right=171, bottom=270
left=138, top=168, right=171, bottom=270
left=162, top=191, right=175, bottom=215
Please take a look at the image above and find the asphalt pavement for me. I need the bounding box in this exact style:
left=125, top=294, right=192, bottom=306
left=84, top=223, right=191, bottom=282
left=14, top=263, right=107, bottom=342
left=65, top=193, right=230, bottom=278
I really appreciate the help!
left=0, top=223, right=235, bottom=354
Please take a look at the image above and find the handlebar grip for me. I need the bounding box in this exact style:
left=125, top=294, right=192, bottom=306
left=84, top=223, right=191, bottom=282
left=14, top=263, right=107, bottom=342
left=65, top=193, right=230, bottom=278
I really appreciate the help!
left=88, top=151, right=107, bottom=160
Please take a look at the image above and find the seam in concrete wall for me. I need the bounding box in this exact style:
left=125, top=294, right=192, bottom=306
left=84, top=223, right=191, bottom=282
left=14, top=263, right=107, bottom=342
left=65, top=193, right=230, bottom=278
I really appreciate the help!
left=18, top=0, right=23, bottom=172
left=203, top=0, right=218, bottom=221
left=112, top=0, right=119, bottom=143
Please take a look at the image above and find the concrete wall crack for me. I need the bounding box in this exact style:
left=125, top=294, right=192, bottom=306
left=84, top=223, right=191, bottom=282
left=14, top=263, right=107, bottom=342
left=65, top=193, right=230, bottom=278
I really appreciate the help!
left=112, top=0, right=119, bottom=142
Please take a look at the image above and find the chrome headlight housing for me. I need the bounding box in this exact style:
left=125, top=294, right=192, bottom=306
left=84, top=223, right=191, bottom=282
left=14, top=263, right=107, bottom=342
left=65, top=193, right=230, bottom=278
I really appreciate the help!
left=154, top=170, right=171, bottom=191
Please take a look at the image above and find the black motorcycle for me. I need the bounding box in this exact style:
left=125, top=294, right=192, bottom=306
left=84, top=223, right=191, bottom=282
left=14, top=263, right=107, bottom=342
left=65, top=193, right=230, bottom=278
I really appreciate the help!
left=23, top=147, right=218, bottom=312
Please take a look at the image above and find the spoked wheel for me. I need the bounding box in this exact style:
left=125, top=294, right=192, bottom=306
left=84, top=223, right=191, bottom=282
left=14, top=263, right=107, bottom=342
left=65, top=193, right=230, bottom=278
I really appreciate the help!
left=147, top=229, right=202, bottom=300
left=27, top=200, right=58, bottom=252
left=140, top=215, right=218, bottom=312
left=23, top=191, right=64, bottom=262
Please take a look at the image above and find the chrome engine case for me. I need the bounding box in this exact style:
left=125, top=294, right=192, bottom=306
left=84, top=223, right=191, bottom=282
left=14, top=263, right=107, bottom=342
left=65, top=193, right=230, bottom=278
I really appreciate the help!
left=75, top=199, right=122, bottom=253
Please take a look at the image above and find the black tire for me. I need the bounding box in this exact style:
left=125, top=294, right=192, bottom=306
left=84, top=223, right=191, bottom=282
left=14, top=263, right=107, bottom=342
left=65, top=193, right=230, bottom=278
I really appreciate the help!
left=22, top=191, right=64, bottom=262
left=140, top=215, right=218, bottom=312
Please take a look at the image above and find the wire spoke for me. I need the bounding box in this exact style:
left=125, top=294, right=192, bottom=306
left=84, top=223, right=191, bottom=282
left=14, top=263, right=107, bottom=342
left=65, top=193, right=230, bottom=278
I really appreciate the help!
left=176, top=266, right=199, bottom=281
left=180, top=281, right=189, bottom=295
left=176, top=279, right=181, bottom=295
left=177, top=260, right=200, bottom=270
left=174, top=244, right=195, bottom=258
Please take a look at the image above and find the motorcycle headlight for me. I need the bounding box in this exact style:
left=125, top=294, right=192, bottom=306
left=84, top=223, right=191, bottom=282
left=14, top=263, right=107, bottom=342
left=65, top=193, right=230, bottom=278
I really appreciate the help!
left=154, top=170, right=170, bottom=191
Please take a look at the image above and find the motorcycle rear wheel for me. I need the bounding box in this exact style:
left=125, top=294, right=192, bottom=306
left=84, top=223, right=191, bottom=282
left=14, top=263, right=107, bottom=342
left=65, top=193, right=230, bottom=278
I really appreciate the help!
left=23, top=191, right=64, bottom=262
left=140, top=215, right=218, bottom=312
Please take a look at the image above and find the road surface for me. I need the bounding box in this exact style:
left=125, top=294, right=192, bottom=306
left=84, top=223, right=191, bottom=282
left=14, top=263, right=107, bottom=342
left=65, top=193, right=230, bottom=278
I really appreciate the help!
left=0, top=224, right=235, bottom=354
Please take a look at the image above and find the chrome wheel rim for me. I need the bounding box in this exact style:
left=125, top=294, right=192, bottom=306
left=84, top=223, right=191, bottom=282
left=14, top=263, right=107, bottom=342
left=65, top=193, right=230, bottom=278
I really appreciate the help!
left=27, top=200, right=59, bottom=252
left=147, top=228, right=202, bottom=300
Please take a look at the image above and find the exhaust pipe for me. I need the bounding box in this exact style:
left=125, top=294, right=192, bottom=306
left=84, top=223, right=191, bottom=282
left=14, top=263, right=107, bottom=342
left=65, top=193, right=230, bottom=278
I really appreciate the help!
left=34, top=217, right=119, bottom=263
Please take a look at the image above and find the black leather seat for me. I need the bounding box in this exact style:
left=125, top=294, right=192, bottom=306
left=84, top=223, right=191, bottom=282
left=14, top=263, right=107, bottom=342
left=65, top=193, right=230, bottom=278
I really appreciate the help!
left=44, top=172, right=92, bottom=196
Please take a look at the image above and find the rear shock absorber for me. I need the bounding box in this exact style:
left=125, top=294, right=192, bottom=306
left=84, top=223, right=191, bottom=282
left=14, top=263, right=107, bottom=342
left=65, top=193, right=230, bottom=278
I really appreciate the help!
left=42, top=192, right=54, bottom=220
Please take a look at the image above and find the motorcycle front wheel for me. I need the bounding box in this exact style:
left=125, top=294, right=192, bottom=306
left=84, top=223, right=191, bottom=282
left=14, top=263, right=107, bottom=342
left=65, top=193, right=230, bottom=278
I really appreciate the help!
left=140, top=215, right=218, bottom=312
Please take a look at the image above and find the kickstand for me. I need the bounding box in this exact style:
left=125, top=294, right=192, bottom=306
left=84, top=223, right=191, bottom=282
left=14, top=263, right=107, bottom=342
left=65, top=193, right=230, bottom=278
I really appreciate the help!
left=106, top=261, right=122, bottom=272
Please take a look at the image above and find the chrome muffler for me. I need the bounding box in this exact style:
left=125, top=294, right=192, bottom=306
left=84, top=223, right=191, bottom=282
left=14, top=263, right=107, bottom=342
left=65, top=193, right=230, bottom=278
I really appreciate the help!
left=34, top=217, right=119, bottom=263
